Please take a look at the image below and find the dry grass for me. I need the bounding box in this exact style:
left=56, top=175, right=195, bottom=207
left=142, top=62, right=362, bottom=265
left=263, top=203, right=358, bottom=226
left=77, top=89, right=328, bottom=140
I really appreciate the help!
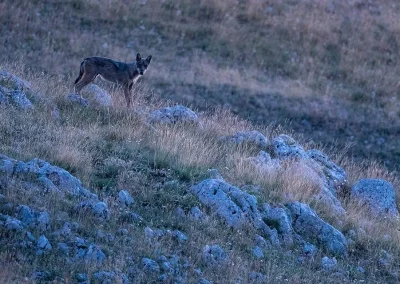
left=1, top=0, right=400, bottom=282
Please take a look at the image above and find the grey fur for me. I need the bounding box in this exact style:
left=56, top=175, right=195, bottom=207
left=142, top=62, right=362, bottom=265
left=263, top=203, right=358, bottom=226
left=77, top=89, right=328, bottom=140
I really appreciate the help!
left=74, top=53, right=152, bottom=107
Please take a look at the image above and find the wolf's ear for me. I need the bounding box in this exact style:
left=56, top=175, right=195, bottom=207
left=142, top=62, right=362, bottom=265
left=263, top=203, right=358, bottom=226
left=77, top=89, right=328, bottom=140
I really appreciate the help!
left=136, top=53, right=142, bottom=61
left=146, top=55, right=152, bottom=63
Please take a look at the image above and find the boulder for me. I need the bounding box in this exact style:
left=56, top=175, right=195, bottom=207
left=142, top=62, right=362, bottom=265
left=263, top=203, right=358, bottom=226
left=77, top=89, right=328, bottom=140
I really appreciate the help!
left=191, top=179, right=260, bottom=228
left=148, top=105, right=199, bottom=124
left=82, top=84, right=112, bottom=107
left=351, top=179, right=399, bottom=217
left=286, top=202, right=347, bottom=256
left=221, top=131, right=269, bottom=148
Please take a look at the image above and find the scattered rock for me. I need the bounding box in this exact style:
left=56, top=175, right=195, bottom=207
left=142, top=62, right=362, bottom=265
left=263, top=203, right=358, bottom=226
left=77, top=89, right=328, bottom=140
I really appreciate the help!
left=221, top=130, right=269, bottom=148
left=248, top=271, right=268, bottom=283
left=351, top=179, right=399, bottom=217
left=66, top=94, right=89, bottom=107
left=5, top=217, right=25, bottom=231
left=321, top=256, right=337, bottom=270
left=118, top=212, right=144, bottom=224
left=93, top=271, right=116, bottom=283
left=303, top=243, right=318, bottom=258
left=202, top=244, right=227, bottom=266
left=286, top=202, right=347, bottom=256
left=82, top=84, right=112, bottom=107
left=57, top=242, right=70, bottom=256
left=378, top=250, right=393, bottom=268
left=142, top=257, right=160, bottom=273
left=190, top=206, right=205, bottom=221
left=252, top=246, right=264, bottom=259
left=148, top=105, right=199, bottom=124
left=271, top=134, right=307, bottom=159
left=85, top=244, right=106, bottom=263
left=75, top=273, right=88, bottom=283
left=0, top=70, right=31, bottom=91
left=118, top=190, right=135, bottom=207
left=36, top=235, right=52, bottom=254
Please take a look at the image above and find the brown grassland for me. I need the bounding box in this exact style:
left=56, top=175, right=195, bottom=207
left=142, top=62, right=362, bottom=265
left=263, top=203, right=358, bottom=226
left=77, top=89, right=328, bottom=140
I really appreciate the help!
left=0, top=0, right=400, bottom=283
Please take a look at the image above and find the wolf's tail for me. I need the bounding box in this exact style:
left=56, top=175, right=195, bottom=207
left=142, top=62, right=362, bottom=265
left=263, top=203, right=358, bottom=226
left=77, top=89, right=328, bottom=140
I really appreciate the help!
left=74, top=60, right=85, bottom=85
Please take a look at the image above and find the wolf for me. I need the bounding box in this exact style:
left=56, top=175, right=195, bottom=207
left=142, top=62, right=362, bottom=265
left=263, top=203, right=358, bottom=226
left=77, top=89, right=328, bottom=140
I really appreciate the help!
left=74, top=53, right=152, bottom=107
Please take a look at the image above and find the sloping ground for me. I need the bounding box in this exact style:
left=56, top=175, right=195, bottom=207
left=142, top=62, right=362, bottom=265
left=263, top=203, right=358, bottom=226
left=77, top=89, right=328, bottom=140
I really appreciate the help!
left=1, top=0, right=400, bottom=170
left=0, top=70, right=399, bottom=283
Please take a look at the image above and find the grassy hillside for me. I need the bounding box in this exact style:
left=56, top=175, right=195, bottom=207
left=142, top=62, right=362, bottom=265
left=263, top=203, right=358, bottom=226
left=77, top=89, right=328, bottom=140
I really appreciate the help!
left=1, top=0, right=400, bottom=283
left=0, top=67, right=399, bottom=283
left=1, top=0, right=400, bottom=169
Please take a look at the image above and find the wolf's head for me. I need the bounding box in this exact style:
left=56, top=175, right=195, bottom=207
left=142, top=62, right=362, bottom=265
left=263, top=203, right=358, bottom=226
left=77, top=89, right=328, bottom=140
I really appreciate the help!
left=136, top=53, right=152, bottom=76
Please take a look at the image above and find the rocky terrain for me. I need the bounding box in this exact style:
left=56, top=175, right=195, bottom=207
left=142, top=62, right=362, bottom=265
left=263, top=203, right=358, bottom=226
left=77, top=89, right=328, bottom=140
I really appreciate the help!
left=0, top=70, right=399, bottom=283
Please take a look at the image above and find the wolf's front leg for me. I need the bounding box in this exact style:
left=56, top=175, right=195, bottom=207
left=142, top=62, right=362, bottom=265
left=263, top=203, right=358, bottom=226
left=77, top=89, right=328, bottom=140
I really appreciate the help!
left=124, top=84, right=132, bottom=108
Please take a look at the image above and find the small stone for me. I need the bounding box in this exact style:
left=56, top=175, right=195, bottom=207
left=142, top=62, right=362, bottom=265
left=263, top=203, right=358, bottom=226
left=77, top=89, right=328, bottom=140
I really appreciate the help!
left=321, top=256, right=337, bottom=271
left=252, top=246, right=264, bottom=259
left=93, top=271, right=116, bottom=282
left=118, top=190, right=135, bottom=207
left=85, top=244, right=106, bottom=263
left=75, top=273, right=88, bottom=282
left=248, top=271, right=267, bottom=283
left=202, top=245, right=227, bottom=266
left=171, top=230, right=188, bottom=242
left=36, top=211, right=50, bottom=231
left=190, top=206, right=205, bottom=221
left=175, top=207, right=186, bottom=219
left=92, top=201, right=109, bottom=219
left=57, top=242, right=70, bottom=256
left=303, top=243, right=317, bottom=257
left=37, top=235, right=52, bottom=254
left=116, top=228, right=129, bottom=236
left=6, top=217, right=25, bottom=231
left=142, top=257, right=160, bottom=273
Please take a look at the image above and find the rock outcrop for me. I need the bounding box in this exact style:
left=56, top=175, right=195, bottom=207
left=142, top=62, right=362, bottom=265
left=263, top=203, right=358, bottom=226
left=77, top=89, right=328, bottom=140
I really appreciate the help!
left=192, top=178, right=347, bottom=256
